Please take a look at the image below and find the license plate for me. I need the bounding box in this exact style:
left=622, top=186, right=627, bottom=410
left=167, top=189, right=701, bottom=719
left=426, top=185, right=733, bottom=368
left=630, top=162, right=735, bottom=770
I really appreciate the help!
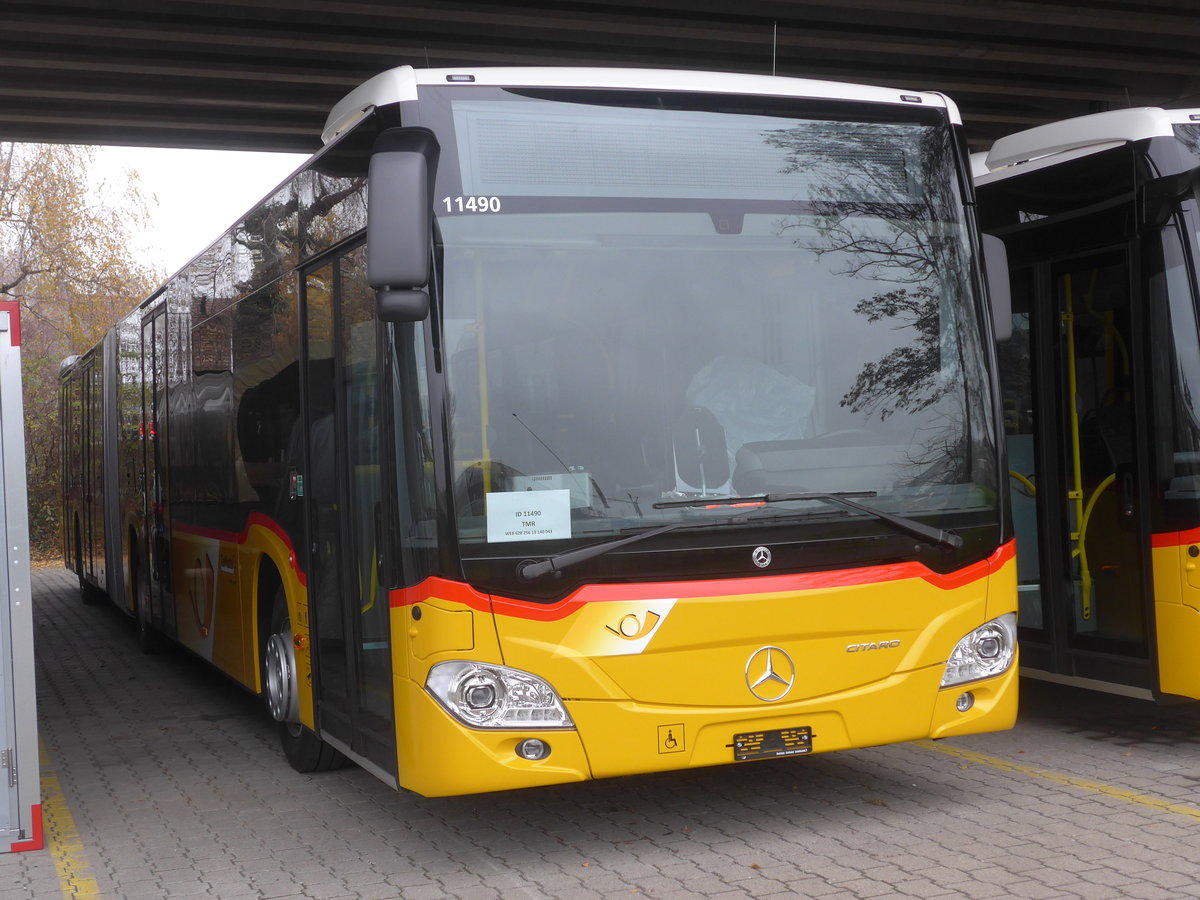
left=732, top=726, right=813, bottom=761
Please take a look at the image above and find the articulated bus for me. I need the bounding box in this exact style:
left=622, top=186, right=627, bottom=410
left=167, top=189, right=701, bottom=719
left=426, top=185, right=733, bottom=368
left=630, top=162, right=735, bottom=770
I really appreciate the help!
left=976, top=107, right=1200, bottom=700
left=61, top=66, right=1016, bottom=797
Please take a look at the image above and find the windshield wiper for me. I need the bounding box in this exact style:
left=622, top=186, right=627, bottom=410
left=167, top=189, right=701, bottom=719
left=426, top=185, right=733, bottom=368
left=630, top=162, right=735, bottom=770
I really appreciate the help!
left=653, top=491, right=963, bottom=551
left=516, top=491, right=962, bottom=582
left=516, top=522, right=689, bottom=581
left=515, top=507, right=829, bottom=581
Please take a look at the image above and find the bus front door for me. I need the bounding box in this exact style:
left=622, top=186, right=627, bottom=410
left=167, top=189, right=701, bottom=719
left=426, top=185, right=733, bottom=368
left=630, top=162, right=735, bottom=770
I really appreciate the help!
left=1004, top=249, right=1155, bottom=693
left=302, top=248, right=397, bottom=782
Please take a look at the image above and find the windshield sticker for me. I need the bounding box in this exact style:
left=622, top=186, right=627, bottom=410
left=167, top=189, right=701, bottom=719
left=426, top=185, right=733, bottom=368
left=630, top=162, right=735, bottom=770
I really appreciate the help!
left=512, top=472, right=593, bottom=508
left=486, top=489, right=571, bottom=543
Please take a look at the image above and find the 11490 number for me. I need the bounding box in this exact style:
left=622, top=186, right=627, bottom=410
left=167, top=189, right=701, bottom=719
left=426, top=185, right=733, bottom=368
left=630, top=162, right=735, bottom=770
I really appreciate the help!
left=442, top=195, right=501, bottom=213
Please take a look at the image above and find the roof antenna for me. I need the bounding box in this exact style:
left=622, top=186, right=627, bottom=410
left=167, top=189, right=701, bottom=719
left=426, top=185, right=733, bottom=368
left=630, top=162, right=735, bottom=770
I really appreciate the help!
left=424, top=46, right=431, bottom=68
left=772, top=21, right=778, bottom=76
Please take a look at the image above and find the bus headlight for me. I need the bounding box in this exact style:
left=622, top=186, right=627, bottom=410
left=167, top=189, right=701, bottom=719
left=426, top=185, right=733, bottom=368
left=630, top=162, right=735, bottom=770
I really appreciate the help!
left=426, top=661, right=575, bottom=729
left=940, top=613, right=1017, bottom=688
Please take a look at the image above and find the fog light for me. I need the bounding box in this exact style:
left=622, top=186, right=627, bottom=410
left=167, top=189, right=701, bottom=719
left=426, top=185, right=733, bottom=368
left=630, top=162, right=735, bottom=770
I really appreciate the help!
left=516, top=738, right=551, bottom=760
left=955, top=692, right=975, bottom=712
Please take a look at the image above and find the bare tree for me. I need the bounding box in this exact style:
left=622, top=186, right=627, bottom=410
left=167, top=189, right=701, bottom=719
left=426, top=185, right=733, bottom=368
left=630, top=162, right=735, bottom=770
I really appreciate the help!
left=764, top=121, right=993, bottom=486
left=1, top=142, right=159, bottom=555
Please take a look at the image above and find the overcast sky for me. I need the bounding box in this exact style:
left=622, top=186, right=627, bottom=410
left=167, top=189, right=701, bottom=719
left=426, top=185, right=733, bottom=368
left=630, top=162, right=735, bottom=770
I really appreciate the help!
left=88, top=145, right=308, bottom=277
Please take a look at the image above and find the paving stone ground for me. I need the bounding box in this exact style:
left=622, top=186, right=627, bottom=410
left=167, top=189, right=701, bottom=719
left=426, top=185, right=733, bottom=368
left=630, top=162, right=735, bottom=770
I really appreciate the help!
left=7, top=565, right=1200, bottom=899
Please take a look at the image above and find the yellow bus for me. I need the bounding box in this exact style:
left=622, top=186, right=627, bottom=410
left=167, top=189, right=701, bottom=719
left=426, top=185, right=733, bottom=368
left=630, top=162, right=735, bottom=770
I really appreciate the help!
left=977, top=107, right=1200, bottom=700
left=61, top=66, right=1016, bottom=796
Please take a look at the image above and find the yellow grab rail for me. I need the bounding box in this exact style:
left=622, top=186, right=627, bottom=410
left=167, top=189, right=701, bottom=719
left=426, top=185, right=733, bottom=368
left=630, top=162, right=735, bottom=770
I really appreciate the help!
left=1008, top=470, right=1037, bottom=497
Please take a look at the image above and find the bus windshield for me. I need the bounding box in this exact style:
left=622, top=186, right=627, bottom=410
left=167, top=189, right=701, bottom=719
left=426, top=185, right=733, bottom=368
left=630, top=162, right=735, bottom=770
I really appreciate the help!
left=420, top=86, right=998, bottom=576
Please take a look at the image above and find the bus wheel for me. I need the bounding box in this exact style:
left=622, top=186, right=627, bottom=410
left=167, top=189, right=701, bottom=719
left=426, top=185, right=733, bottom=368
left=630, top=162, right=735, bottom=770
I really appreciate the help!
left=265, top=591, right=346, bottom=772
left=131, top=548, right=159, bottom=654
left=75, top=523, right=101, bottom=607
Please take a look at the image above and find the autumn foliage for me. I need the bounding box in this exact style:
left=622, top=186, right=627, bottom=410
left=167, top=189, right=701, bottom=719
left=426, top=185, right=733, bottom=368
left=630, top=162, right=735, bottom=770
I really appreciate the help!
left=0, top=143, right=160, bottom=557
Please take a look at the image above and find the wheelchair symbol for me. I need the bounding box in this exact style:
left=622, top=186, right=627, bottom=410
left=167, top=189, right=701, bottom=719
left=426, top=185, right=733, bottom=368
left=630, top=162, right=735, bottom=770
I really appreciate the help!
left=658, top=723, right=684, bottom=754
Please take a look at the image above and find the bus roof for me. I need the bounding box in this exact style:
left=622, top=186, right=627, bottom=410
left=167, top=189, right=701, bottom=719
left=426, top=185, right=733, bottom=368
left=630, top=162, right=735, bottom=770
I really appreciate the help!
left=978, top=107, right=1200, bottom=182
left=322, top=65, right=960, bottom=145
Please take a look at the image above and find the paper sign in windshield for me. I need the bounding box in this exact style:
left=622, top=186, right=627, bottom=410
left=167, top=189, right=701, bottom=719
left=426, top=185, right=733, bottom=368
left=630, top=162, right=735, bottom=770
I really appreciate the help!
left=486, top=489, right=571, bottom=543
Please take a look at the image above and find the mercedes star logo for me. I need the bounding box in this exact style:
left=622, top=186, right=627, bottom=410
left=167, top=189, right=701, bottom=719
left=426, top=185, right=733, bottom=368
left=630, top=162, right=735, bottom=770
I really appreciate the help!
left=745, top=645, right=795, bottom=702
left=751, top=546, right=772, bottom=568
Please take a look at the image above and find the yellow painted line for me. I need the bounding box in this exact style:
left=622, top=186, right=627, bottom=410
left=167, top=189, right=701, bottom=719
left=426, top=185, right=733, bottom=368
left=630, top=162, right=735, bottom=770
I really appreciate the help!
left=39, top=740, right=102, bottom=899
left=918, top=739, right=1200, bottom=823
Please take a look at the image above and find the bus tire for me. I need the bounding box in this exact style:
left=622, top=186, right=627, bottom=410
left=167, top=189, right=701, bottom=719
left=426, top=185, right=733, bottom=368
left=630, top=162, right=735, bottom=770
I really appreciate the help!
left=131, top=544, right=159, bottom=654
left=75, top=522, right=101, bottom=607
left=136, top=617, right=158, bottom=654
left=265, top=590, right=347, bottom=773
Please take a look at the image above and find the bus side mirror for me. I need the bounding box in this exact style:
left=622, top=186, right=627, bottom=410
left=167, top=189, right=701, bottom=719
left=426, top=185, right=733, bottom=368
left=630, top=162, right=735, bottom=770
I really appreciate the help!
left=982, top=233, right=1012, bottom=342
left=1140, top=166, right=1200, bottom=230
left=368, top=127, right=440, bottom=323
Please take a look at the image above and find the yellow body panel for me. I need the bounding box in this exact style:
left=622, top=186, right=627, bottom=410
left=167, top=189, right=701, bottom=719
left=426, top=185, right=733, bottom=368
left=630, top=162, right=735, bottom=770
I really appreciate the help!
left=167, top=519, right=316, bottom=728
left=1152, top=540, right=1200, bottom=698
left=573, top=661, right=1017, bottom=779
left=507, top=584, right=979, bottom=704
left=1155, top=603, right=1200, bottom=698
left=240, top=523, right=316, bottom=730
left=170, top=531, right=232, bottom=673
left=1178, top=543, right=1200, bottom=610
left=213, top=546, right=243, bottom=677
left=389, top=552, right=1018, bottom=797
left=409, top=599, right=475, bottom=662
left=393, top=679, right=591, bottom=796
left=985, top=544, right=1018, bottom=623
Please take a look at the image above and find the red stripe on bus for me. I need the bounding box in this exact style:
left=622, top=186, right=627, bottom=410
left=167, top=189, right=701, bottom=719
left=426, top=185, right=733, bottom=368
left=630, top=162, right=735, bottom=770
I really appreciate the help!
left=930, top=539, right=1016, bottom=591
left=1151, top=528, right=1200, bottom=549
left=389, top=540, right=1016, bottom=622
left=0, top=300, right=20, bottom=347
left=172, top=513, right=307, bottom=587
left=8, top=804, right=43, bottom=852
left=390, top=577, right=492, bottom=612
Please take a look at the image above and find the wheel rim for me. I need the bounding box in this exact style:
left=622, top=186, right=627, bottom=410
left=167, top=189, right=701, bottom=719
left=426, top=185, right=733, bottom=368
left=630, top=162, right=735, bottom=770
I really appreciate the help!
left=265, top=622, right=299, bottom=724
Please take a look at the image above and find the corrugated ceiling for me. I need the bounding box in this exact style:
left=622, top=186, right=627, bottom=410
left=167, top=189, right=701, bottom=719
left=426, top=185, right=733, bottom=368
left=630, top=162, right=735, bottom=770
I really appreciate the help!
left=4, top=0, right=1199, bottom=151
